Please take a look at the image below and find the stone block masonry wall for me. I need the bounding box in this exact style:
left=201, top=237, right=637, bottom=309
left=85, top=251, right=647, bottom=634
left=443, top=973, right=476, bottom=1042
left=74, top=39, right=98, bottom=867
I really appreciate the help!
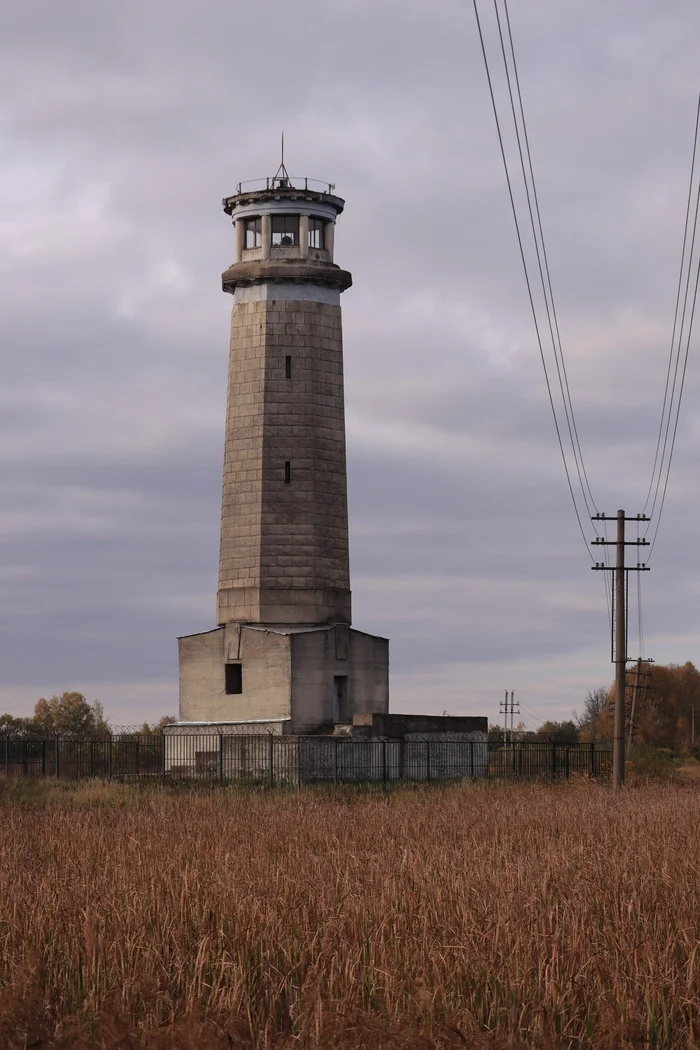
left=217, top=293, right=351, bottom=625
left=218, top=299, right=266, bottom=623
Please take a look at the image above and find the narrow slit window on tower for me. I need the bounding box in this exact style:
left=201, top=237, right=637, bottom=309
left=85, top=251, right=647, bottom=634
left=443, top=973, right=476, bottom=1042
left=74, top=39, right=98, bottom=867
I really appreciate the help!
left=271, top=215, right=298, bottom=246
left=244, top=217, right=262, bottom=249
left=308, top=217, right=325, bottom=250
left=225, top=663, right=242, bottom=694
left=285, top=354, right=292, bottom=379
left=284, top=460, right=291, bottom=484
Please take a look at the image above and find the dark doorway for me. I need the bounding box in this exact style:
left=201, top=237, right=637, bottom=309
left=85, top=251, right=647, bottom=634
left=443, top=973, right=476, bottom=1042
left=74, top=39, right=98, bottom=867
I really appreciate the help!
left=333, top=675, right=349, bottom=722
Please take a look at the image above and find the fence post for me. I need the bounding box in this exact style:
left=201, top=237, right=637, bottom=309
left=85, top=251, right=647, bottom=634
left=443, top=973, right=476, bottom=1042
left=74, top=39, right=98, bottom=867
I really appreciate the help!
left=334, top=738, right=338, bottom=784
left=518, top=746, right=523, bottom=777
left=135, top=740, right=140, bottom=778
left=268, top=733, right=274, bottom=788
left=426, top=740, right=431, bottom=782
left=22, top=739, right=28, bottom=777
left=55, top=735, right=60, bottom=779
left=589, top=741, right=595, bottom=777
left=382, top=740, right=387, bottom=789
left=551, top=742, right=557, bottom=780
left=41, top=740, right=46, bottom=777
left=161, top=733, right=166, bottom=780
left=219, top=733, right=224, bottom=783
left=108, top=735, right=113, bottom=779
left=564, top=747, right=570, bottom=779
left=470, top=740, right=474, bottom=778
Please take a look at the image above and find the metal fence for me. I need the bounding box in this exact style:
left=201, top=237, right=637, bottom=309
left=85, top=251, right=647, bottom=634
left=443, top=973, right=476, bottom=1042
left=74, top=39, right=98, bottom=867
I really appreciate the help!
left=0, top=734, right=612, bottom=785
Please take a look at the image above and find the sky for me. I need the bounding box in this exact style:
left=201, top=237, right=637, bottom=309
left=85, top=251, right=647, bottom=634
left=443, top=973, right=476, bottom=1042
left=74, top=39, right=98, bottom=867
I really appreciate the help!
left=2, top=0, right=700, bottom=729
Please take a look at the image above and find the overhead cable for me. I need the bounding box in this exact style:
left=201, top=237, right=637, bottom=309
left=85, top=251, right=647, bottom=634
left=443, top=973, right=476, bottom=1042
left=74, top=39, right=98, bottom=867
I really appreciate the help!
left=645, top=93, right=700, bottom=557
left=471, top=0, right=595, bottom=561
left=643, top=97, right=700, bottom=517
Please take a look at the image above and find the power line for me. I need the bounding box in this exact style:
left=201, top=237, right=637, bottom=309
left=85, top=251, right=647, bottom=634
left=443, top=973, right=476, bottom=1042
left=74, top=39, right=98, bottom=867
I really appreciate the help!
left=498, top=0, right=600, bottom=524
left=471, top=0, right=595, bottom=561
left=643, top=94, right=700, bottom=518
left=636, top=565, right=645, bottom=660
left=648, top=247, right=700, bottom=557
left=495, top=0, right=615, bottom=626
left=646, top=93, right=700, bottom=557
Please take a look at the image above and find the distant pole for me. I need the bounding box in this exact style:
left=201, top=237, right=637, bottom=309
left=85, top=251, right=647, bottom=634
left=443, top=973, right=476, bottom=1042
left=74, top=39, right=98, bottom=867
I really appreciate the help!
left=613, top=509, right=626, bottom=789
left=628, top=657, right=641, bottom=753
left=501, top=690, right=509, bottom=745
left=591, top=510, right=649, bottom=791
left=506, top=689, right=509, bottom=745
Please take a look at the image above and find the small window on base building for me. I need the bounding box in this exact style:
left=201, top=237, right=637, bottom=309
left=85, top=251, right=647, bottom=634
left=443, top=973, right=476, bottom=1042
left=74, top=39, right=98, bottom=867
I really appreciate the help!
left=225, top=663, right=242, bottom=694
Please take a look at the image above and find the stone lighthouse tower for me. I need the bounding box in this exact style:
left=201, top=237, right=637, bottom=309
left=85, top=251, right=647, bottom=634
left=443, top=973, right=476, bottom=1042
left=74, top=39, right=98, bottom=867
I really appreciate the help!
left=177, top=164, right=389, bottom=733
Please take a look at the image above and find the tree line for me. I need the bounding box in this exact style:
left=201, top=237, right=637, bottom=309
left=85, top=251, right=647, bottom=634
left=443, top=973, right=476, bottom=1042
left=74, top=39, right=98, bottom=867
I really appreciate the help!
left=0, top=692, right=176, bottom=737
left=490, top=661, right=700, bottom=753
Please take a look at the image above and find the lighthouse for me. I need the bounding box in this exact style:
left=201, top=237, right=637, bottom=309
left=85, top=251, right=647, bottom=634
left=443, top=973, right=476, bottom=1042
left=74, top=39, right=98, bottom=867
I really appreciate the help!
left=177, top=162, right=389, bottom=733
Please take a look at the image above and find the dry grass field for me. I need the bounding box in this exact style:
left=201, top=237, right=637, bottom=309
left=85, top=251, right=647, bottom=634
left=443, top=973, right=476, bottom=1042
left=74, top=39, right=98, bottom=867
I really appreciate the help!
left=0, top=778, right=699, bottom=1049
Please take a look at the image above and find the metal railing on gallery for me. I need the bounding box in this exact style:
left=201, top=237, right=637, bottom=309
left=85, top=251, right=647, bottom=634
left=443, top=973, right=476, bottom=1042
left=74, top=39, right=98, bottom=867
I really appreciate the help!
left=0, top=734, right=612, bottom=786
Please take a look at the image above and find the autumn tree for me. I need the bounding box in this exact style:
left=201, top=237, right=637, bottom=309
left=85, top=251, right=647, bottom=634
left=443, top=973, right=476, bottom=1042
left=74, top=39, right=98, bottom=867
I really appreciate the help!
left=0, top=713, right=35, bottom=735
left=633, top=662, right=700, bottom=751
left=580, top=662, right=700, bottom=752
left=574, top=686, right=611, bottom=741
left=32, top=693, right=109, bottom=736
left=137, top=715, right=178, bottom=735
left=534, top=720, right=579, bottom=744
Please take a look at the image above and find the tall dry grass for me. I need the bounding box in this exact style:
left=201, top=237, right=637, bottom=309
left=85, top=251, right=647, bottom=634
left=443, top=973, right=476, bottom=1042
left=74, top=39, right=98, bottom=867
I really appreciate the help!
left=0, top=778, right=699, bottom=1049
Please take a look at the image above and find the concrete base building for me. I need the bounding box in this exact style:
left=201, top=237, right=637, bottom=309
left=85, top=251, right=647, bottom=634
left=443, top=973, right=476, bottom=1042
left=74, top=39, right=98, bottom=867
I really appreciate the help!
left=179, top=623, right=388, bottom=734
left=177, top=165, right=389, bottom=730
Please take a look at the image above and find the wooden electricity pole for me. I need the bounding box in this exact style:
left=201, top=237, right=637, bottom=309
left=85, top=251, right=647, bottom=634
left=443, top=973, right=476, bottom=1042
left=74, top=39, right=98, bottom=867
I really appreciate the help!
left=613, top=510, right=626, bottom=788
left=627, top=659, right=652, bottom=752
left=592, top=510, right=649, bottom=789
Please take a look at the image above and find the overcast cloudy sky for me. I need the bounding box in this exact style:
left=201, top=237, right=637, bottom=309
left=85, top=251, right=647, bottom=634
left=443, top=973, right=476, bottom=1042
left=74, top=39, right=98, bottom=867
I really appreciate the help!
left=2, top=0, right=700, bottom=728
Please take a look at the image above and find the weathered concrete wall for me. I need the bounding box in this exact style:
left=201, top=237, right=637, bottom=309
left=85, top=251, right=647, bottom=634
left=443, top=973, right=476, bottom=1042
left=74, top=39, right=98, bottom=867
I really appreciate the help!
left=290, top=626, right=389, bottom=733
left=163, top=733, right=488, bottom=783
left=178, top=626, right=292, bottom=723
left=355, top=713, right=488, bottom=738
left=297, top=738, right=489, bottom=783
left=179, top=624, right=387, bottom=732
left=217, top=293, right=351, bottom=626
left=347, top=630, right=390, bottom=716
left=164, top=724, right=290, bottom=777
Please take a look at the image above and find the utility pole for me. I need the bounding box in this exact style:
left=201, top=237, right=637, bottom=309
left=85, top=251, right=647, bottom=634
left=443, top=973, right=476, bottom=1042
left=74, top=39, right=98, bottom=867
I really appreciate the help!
left=500, top=690, right=519, bottom=744
left=613, top=510, right=626, bottom=788
left=592, top=510, right=650, bottom=789
left=501, top=690, right=510, bottom=745
left=627, top=659, right=653, bottom=752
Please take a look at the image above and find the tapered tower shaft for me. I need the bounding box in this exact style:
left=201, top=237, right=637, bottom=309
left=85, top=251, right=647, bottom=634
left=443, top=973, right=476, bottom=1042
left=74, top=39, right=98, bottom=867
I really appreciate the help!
left=216, top=178, right=353, bottom=626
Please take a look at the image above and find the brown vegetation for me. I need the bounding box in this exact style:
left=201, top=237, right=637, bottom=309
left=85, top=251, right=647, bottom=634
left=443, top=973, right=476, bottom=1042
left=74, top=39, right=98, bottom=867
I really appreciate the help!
left=582, top=662, right=700, bottom=752
left=1, top=779, right=699, bottom=1049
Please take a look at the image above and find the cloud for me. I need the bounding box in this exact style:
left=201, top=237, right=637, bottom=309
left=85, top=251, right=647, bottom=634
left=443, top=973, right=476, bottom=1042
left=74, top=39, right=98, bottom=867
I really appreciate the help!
left=1, top=0, right=700, bottom=727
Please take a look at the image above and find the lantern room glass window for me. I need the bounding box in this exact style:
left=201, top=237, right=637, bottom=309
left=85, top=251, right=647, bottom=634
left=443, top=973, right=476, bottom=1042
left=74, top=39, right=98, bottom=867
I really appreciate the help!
left=244, top=217, right=262, bottom=249
left=271, top=215, right=298, bottom=246
left=308, top=217, right=325, bottom=249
